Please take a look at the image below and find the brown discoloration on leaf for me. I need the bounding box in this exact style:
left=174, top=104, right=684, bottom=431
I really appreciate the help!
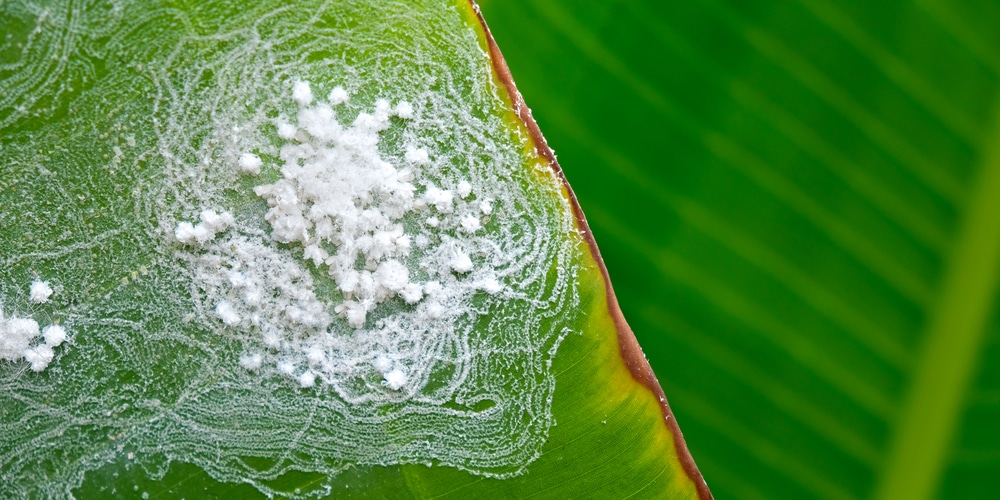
left=469, top=2, right=712, bottom=498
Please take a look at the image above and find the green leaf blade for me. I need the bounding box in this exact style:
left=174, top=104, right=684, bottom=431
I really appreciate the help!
left=479, top=0, right=1000, bottom=498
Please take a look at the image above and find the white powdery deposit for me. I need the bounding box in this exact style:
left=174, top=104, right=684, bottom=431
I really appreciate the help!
left=0, top=316, right=40, bottom=364
left=162, top=69, right=579, bottom=488
left=29, top=280, right=53, bottom=303
left=177, top=82, right=515, bottom=394
left=252, top=88, right=421, bottom=330
left=237, top=153, right=262, bottom=175
left=0, top=282, right=70, bottom=372
left=174, top=210, right=234, bottom=247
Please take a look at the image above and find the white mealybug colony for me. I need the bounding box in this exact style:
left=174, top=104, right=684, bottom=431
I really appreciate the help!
left=164, top=77, right=581, bottom=486
left=173, top=80, right=549, bottom=395
left=0, top=281, right=68, bottom=372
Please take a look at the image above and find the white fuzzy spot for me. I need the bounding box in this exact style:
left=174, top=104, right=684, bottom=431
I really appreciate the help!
left=372, top=355, right=392, bottom=373
left=215, top=301, right=241, bottom=326
left=395, top=101, right=414, bottom=119
left=383, top=369, right=407, bottom=390
left=237, top=153, right=262, bottom=175
left=0, top=317, right=39, bottom=362
left=374, top=259, right=409, bottom=293
left=239, top=353, right=263, bottom=371
left=174, top=222, right=196, bottom=244
left=191, top=224, right=214, bottom=244
left=344, top=302, right=367, bottom=329
left=175, top=210, right=233, bottom=247
left=275, top=361, right=295, bottom=375
left=399, top=283, right=423, bottom=304
left=262, top=330, right=281, bottom=349
left=328, top=86, right=349, bottom=105
left=276, top=360, right=295, bottom=376
left=423, top=281, right=442, bottom=297
left=303, top=244, right=329, bottom=266
left=23, top=344, right=54, bottom=372
left=29, top=280, right=53, bottom=304
left=292, top=80, right=313, bottom=106
left=456, top=181, right=472, bottom=199
left=424, top=302, right=445, bottom=320
left=460, top=215, right=481, bottom=233
left=298, top=371, right=316, bottom=388
left=200, top=210, right=234, bottom=233
left=42, top=324, right=67, bottom=347
left=305, top=346, right=326, bottom=365
left=450, top=251, right=473, bottom=273
left=1, top=311, right=68, bottom=372
left=405, top=147, right=429, bottom=165
left=481, top=277, right=503, bottom=294
left=424, top=186, right=452, bottom=212
left=277, top=121, right=298, bottom=139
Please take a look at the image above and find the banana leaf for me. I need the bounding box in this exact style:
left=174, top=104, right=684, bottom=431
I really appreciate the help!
left=478, top=0, right=1000, bottom=498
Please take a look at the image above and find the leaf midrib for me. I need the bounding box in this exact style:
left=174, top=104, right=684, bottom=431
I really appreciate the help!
left=874, top=94, right=1000, bottom=500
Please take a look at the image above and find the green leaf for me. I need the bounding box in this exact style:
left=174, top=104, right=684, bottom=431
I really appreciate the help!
left=0, top=0, right=706, bottom=498
left=478, top=0, right=1000, bottom=498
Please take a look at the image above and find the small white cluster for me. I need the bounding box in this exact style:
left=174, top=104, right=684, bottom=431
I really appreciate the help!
left=174, top=210, right=235, bottom=246
left=180, top=81, right=509, bottom=393
left=298, top=370, right=317, bottom=388
left=253, top=81, right=445, bottom=331
left=460, top=214, right=481, bottom=233
left=450, top=249, right=474, bottom=273
left=383, top=369, right=407, bottom=390
left=238, top=352, right=263, bottom=371
left=372, top=355, right=408, bottom=391
left=215, top=301, right=241, bottom=327
left=456, top=181, right=472, bottom=199
left=237, top=153, right=263, bottom=175
left=29, top=280, right=53, bottom=303
left=423, top=184, right=453, bottom=213
left=204, top=236, right=333, bottom=333
left=0, top=282, right=68, bottom=372
left=328, top=85, right=349, bottom=105
left=404, top=146, right=429, bottom=165
left=292, top=80, right=314, bottom=106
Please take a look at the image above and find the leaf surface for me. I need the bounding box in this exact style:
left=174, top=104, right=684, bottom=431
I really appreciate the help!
left=0, top=0, right=706, bottom=498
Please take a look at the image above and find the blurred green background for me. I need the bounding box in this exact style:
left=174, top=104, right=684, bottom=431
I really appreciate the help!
left=478, top=0, right=1000, bottom=498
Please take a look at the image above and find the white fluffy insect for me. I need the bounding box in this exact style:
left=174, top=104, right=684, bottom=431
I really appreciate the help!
left=291, top=80, right=314, bottom=106
left=29, top=280, right=53, bottom=304
left=237, top=153, right=262, bottom=175
left=382, top=369, right=408, bottom=390
left=0, top=304, right=68, bottom=372
left=42, top=325, right=67, bottom=347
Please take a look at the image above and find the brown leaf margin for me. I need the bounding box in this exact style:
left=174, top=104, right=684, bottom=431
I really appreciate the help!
left=468, top=2, right=713, bottom=498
